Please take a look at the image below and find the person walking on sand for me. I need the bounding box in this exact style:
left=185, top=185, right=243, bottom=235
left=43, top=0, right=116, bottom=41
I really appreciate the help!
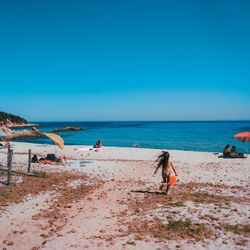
left=153, top=151, right=178, bottom=194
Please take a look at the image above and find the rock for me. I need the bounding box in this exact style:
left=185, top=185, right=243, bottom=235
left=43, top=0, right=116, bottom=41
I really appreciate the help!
left=32, top=127, right=40, bottom=133
left=7, top=241, right=14, bottom=246
left=10, top=128, right=42, bottom=140
left=52, top=126, right=84, bottom=132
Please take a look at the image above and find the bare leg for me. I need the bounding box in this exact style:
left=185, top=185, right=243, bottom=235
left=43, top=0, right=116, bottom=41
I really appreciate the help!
left=165, top=175, right=170, bottom=194
left=160, top=172, right=167, bottom=191
left=165, top=184, right=170, bottom=194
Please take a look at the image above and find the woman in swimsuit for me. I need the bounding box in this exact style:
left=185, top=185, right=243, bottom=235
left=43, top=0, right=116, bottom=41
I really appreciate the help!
left=154, top=151, right=178, bottom=194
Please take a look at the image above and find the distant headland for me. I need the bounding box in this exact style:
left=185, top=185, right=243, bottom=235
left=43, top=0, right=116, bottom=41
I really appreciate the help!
left=0, top=112, right=83, bottom=140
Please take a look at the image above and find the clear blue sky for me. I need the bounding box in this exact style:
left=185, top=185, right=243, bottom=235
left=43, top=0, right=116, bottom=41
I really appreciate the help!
left=0, top=0, right=249, bottom=121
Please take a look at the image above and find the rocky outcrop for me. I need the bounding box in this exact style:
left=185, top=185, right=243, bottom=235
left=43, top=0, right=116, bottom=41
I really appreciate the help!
left=0, top=112, right=84, bottom=140
left=0, top=111, right=42, bottom=140
left=0, top=111, right=39, bottom=129
left=52, top=126, right=84, bottom=132
left=0, top=112, right=27, bottom=125
left=6, top=122, right=40, bottom=129
left=8, top=127, right=43, bottom=140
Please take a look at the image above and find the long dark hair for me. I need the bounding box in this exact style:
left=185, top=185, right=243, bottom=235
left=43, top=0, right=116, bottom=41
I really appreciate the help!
left=155, top=151, right=170, bottom=169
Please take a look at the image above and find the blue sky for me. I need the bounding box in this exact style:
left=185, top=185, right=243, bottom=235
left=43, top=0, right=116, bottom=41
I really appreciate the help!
left=0, top=0, right=249, bottom=121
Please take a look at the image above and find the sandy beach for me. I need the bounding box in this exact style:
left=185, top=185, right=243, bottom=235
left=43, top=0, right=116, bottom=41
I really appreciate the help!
left=0, top=142, right=249, bottom=249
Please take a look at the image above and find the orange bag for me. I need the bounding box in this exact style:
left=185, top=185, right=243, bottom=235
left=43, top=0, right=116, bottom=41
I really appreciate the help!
left=169, top=176, right=176, bottom=186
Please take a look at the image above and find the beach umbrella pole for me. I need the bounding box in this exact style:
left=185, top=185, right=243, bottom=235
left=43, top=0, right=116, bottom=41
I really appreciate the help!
left=44, top=133, right=64, bottom=155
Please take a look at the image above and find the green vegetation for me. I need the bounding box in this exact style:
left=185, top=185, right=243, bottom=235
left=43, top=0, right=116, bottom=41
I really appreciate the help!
left=191, top=192, right=223, bottom=203
left=0, top=189, right=9, bottom=199
left=0, top=111, right=27, bottom=125
left=32, top=171, right=48, bottom=178
left=243, top=225, right=250, bottom=233
left=167, top=201, right=185, bottom=207
left=168, top=219, right=206, bottom=236
left=126, top=241, right=136, bottom=246
left=168, top=219, right=192, bottom=230
left=0, top=171, right=7, bottom=177
left=224, top=223, right=250, bottom=235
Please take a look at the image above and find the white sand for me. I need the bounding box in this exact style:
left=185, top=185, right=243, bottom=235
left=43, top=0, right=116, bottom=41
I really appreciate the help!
left=0, top=142, right=249, bottom=249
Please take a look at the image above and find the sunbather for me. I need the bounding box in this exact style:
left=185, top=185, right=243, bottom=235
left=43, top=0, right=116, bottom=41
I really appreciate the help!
left=94, top=140, right=102, bottom=148
left=56, top=155, right=67, bottom=164
left=31, top=154, right=38, bottom=163
left=223, top=144, right=231, bottom=157
left=231, top=146, right=244, bottom=158
left=37, top=154, right=67, bottom=165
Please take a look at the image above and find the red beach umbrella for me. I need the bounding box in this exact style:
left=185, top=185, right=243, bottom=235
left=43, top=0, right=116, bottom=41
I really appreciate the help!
left=232, top=132, right=250, bottom=143
left=232, top=132, right=250, bottom=157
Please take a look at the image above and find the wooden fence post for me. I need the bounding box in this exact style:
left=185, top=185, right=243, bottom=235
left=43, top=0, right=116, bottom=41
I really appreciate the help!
left=28, top=149, right=31, bottom=173
left=7, top=148, right=13, bottom=185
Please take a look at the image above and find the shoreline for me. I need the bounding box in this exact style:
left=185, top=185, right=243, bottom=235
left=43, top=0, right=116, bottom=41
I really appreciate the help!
left=7, top=141, right=249, bottom=155
left=3, top=120, right=249, bottom=153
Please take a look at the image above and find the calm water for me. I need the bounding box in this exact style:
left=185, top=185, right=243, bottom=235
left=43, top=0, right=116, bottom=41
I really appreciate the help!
left=14, top=121, right=250, bottom=153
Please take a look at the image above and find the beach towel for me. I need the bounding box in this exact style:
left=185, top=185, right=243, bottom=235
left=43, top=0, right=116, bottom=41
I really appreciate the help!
left=68, top=160, right=93, bottom=164
left=74, top=148, right=93, bottom=151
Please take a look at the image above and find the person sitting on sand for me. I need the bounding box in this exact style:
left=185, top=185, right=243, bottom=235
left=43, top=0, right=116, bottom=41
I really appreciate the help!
left=94, top=139, right=102, bottom=148
left=230, top=146, right=238, bottom=158
left=153, top=151, right=178, bottom=194
left=31, top=154, right=38, bottom=163
left=229, top=146, right=245, bottom=158
left=223, top=144, right=231, bottom=157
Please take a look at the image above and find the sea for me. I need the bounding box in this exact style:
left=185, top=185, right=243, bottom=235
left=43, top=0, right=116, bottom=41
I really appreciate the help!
left=13, top=121, right=250, bottom=153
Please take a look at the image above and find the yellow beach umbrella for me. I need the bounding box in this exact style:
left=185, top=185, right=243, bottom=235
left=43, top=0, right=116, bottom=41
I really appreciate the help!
left=44, top=132, right=64, bottom=149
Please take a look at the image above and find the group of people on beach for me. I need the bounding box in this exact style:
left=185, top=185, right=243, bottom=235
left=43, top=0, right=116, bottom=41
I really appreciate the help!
left=3, top=136, right=246, bottom=195
left=31, top=139, right=103, bottom=165
left=0, top=141, right=10, bottom=148
left=223, top=144, right=244, bottom=158
left=31, top=154, right=67, bottom=165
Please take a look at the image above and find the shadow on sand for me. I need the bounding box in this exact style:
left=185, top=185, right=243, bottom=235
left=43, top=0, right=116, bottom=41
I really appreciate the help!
left=131, top=190, right=167, bottom=195
left=217, top=155, right=246, bottom=159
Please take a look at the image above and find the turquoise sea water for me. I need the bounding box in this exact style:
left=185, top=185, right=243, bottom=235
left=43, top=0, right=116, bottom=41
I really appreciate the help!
left=14, top=121, right=250, bottom=153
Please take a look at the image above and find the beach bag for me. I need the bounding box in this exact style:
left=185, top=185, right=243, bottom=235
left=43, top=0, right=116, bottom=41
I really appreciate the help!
left=169, top=176, right=177, bottom=186
left=46, top=154, right=57, bottom=161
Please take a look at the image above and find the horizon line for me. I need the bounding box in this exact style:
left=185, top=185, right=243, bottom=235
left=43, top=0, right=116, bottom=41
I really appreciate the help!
left=30, top=120, right=250, bottom=123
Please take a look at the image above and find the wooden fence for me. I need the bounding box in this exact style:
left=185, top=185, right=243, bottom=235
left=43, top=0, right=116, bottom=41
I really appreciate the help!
left=0, top=146, right=39, bottom=185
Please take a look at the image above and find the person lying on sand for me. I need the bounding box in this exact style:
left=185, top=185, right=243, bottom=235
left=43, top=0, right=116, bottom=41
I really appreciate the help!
left=36, top=155, right=67, bottom=165
left=153, top=151, right=178, bottom=194
left=56, top=155, right=67, bottom=164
